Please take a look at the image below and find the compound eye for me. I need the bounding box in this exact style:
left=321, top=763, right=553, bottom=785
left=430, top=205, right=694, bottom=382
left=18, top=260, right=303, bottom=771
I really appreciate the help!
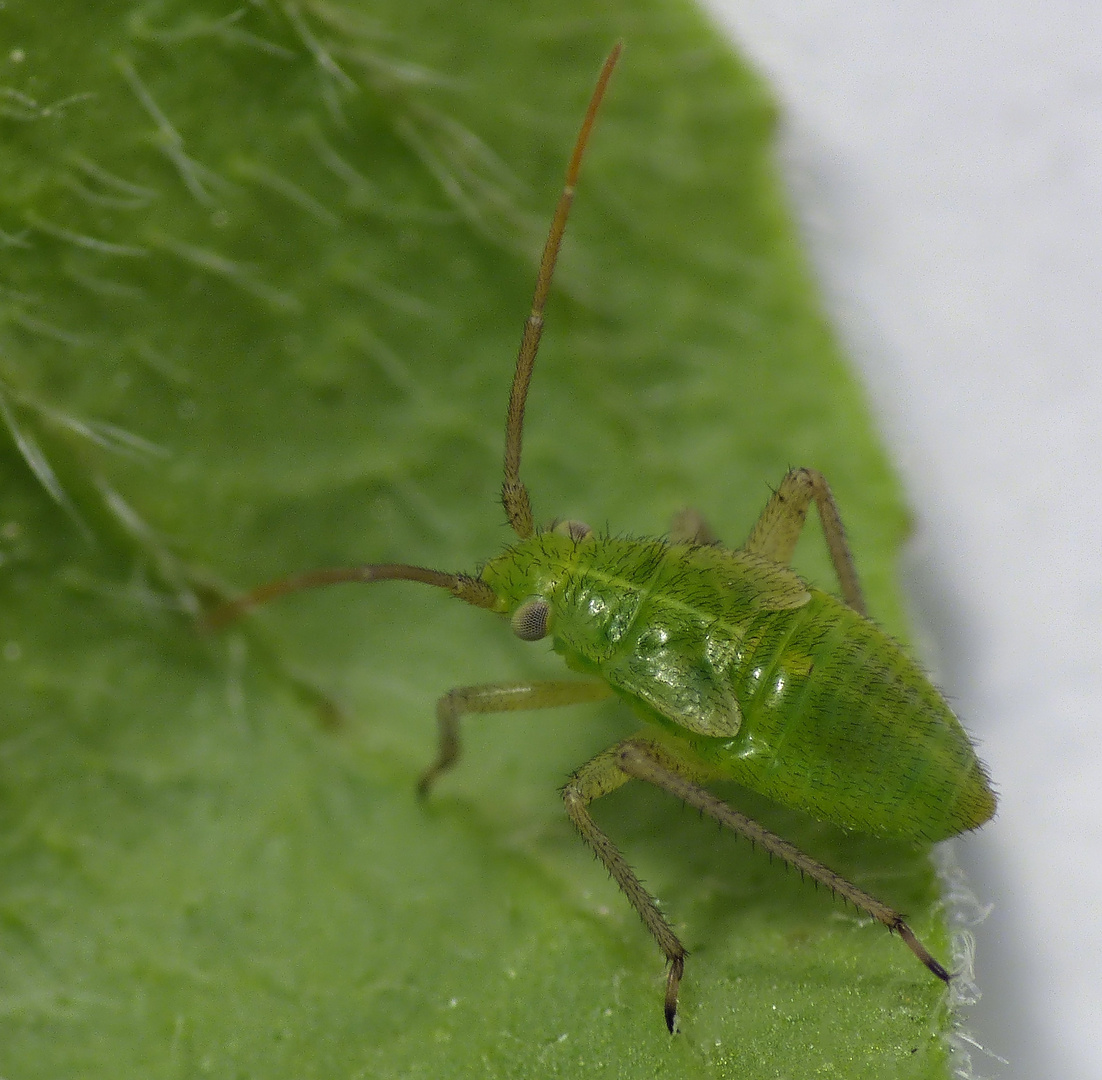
left=511, top=598, right=551, bottom=641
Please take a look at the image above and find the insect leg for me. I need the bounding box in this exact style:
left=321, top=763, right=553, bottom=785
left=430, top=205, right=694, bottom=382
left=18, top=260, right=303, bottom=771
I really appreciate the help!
left=615, top=740, right=951, bottom=984
left=668, top=507, right=720, bottom=546
left=742, top=467, right=867, bottom=614
left=562, top=738, right=713, bottom=1033
left=418, top=678, right=613, bottom=797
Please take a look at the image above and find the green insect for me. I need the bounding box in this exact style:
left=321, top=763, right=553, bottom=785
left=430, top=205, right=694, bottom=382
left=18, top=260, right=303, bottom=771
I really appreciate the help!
left=218, top=43, right=996, bottom=1032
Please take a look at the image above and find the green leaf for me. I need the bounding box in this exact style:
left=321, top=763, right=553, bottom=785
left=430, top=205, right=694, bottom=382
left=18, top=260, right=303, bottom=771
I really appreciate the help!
left=1, top=2, right=955, bottom=1076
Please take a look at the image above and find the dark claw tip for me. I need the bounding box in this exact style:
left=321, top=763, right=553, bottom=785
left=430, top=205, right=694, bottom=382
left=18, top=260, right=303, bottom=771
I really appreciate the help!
left=928, top=957, right=952, bottom=983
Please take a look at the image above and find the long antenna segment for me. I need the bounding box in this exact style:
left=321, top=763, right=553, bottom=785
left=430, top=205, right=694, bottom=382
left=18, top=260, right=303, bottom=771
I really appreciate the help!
left=207, top=46, right=623, bottom=632
left=501, top=42, right=623, bottom=539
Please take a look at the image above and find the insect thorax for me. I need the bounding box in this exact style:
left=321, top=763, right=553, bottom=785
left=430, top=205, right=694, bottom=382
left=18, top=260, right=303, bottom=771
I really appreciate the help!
left=479, top=531, right=800, bottom=677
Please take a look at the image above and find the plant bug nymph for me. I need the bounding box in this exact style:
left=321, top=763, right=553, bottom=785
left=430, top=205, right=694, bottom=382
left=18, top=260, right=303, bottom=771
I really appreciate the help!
left=213, top=42, right=996, bottom=1032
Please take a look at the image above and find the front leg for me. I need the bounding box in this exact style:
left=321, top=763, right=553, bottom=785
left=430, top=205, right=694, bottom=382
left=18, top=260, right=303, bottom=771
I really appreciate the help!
left=418, top=679, right=613, bottom=797
left=668, top=507, right=719, bottom=546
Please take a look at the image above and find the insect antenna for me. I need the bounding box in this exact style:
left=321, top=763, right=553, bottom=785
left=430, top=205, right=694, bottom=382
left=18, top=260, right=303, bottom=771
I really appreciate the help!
left=207, top=52, right=620, bottom=631
left=501, top=42, right=622, bottom=539
left=206, top=563, right=496, bottom=630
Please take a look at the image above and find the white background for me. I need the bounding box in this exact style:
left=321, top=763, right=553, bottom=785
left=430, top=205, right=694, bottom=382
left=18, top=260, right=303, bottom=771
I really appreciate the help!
left=698, top=4, right=1102, bottom=1079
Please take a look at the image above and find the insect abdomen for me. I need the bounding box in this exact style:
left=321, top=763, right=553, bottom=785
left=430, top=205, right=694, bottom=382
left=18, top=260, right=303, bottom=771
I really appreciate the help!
left=515, top=535, right=994, bottom=842
left=703, top=592, right=995, bottom=841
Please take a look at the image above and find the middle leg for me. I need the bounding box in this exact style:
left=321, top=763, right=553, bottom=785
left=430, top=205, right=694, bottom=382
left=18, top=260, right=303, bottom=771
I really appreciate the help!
left=615, top=740, right=950, bottom=983
left=743, top=467, right=867, bottom=614
left=562, top=737, right=714, bottom=1032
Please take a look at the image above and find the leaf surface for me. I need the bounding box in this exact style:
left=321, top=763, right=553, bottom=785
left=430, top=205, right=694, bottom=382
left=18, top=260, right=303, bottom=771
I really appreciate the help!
left=0, top=2, right=953, bottom=1076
